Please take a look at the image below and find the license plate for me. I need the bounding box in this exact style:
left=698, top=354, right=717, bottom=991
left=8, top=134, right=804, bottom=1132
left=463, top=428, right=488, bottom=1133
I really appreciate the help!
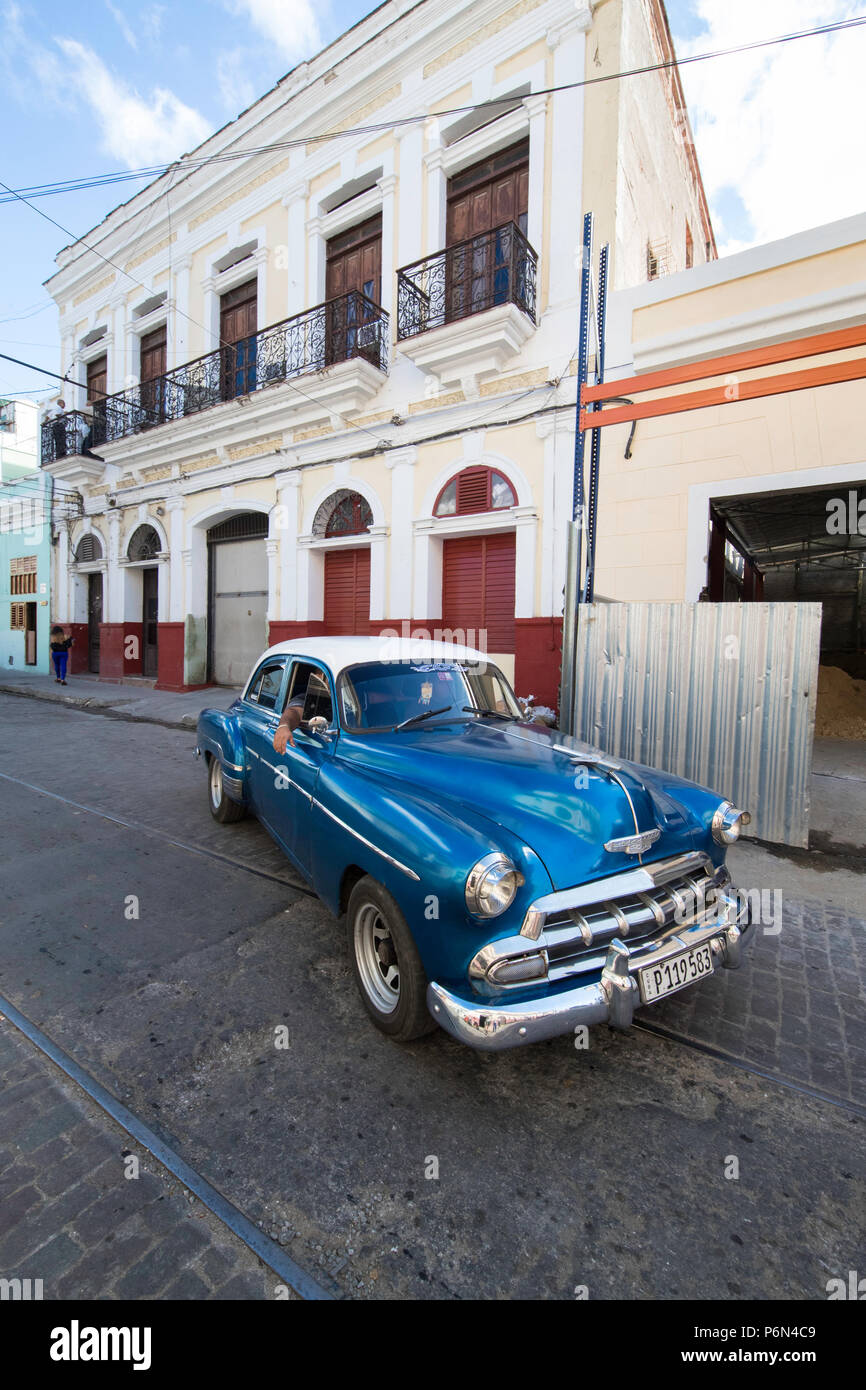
left=639, top=942, right=714, bottom=1003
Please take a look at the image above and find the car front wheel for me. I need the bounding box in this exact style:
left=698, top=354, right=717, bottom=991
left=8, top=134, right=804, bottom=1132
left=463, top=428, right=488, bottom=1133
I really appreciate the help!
left=207, top=755, right=246, bottom=824
left=347, top=877, right=436, bottom=1042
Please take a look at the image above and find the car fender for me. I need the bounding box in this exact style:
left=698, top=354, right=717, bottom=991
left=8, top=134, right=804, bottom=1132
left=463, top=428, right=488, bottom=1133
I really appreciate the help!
left=310, top=758, right=552, bottom=987
left=196, top=706, right=249, bottom=803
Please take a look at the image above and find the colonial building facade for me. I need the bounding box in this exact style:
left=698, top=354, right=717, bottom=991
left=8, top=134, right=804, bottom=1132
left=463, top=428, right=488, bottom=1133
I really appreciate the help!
left=42, top=0, right=713, bottom=705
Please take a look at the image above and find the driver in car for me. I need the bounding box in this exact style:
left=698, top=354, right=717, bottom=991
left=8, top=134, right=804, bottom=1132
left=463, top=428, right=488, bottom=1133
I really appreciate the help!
left=272, top=682, right=307, bottom=754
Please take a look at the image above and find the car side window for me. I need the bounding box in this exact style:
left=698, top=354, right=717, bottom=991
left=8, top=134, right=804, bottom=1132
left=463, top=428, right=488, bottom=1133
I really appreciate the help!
left=302, top=671, right=334, bottom=725
left=284, top=661, right=335, bottom=727
left=245, top=658, right=287, bottom=710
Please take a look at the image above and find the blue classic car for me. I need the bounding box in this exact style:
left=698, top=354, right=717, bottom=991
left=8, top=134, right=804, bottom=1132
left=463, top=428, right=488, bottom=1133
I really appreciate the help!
left=195, top=637, right=753, bottom=1050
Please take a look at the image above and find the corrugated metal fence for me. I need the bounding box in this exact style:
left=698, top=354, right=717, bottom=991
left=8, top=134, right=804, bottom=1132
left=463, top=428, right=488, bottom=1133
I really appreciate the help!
left=571, top=602, right=823, bottom=847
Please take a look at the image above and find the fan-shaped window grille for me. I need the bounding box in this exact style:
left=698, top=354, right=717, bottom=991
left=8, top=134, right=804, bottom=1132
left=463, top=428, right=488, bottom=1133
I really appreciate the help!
left=74, top=533, right=103, bottom=563
left=127, top=524, right=161, bottom=561
left=434, top=467, right=516, bottom=517
left=312, top=489, right=373, bottom=539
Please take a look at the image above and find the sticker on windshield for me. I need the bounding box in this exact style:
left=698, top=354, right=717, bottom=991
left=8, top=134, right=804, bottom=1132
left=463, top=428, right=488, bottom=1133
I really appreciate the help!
left=410, top=663, right=454, bottom=672
left=420, top=680, right=433, bottom=704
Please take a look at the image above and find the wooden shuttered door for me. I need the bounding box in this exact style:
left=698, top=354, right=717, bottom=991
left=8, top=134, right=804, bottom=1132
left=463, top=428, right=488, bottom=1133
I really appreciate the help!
left=323, top=548, right=371, bottom=635
left=326, top=215, right=382, bottom=303
left=442, top=533, right=516, bottom=653
left=139, top=326, right=167, bottom=425
left=220, top=279, right=257, bottom=400
left=446, top=140, right=529, bottom=244
left=86, top=355, right=108, bottom=401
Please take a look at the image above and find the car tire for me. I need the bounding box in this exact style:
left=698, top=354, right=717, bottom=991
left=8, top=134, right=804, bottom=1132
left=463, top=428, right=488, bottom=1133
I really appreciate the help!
left=347, top=876, right=436, bottom=1042
left=207, top=754, right=246, bottom=824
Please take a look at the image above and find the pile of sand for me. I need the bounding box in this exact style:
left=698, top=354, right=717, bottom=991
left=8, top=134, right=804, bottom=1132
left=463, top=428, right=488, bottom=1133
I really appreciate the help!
left=814, top=665, right=866, bottom=740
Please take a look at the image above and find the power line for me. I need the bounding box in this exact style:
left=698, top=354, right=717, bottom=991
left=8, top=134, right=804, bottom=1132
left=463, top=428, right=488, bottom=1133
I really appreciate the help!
left=0, top=14, right=863, bottom=210
left=0, top=174, right=391, bottom=446
left=3, top=12, right=863, bottom=436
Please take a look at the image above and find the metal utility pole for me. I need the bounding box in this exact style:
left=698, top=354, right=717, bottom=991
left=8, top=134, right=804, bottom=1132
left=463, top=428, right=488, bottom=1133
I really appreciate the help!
left=559, top=212, right=609, bottom=734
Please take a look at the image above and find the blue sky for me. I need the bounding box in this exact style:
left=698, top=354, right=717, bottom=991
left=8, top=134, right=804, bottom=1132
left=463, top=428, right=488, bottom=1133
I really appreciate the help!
left=1, top=0, right=864, bottom=402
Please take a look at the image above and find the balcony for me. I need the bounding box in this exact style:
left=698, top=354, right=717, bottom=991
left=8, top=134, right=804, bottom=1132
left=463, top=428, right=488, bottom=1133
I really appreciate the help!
left=45, top=290, right=389, bottom=461
left=396, top=221, right=538, bottom=387
left=40, top=409, right=106, bottom=487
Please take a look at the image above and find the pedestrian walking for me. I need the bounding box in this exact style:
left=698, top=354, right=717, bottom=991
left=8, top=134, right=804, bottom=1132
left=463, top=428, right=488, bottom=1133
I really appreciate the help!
left=49, top=625, right=74, bottom=684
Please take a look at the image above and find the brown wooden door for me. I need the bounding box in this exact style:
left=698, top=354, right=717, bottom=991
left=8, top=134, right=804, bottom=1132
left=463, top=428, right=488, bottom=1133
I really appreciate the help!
left=323, top=548, right=371, bottom=635
left=139, top=326, right=167, bottom=427
left=446, top=141, right=528, bottom=321
left=25, top=603, right=37, bottom=665
left=442, top=533, right=516, bottom=654
left=88, top=572, right=102, bottom=673
left=325, top=216, right=382, bottom=365
left=86, top=354, right=108, bottom=444
left=142, top=567, right=159, bottom=678
left=86, top=354, right=108, bottom=401
left=220, top=280, right=257, bottom=399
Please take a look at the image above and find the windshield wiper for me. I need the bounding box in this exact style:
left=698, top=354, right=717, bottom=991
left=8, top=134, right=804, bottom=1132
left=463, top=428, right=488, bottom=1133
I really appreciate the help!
left=395, top=704, right=453, bottom=731
left=462, top=705, right=512, bottom=721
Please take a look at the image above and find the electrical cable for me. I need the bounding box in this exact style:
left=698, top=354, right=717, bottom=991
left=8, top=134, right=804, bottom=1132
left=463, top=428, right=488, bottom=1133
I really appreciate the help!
left=0, top=176, right=391, bottom=447
left=1, top=14, right=863, bottom=209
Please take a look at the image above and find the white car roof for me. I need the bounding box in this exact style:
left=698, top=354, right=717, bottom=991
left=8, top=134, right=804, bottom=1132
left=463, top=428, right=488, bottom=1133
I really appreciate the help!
left=259, top=635, right=494, bottom=680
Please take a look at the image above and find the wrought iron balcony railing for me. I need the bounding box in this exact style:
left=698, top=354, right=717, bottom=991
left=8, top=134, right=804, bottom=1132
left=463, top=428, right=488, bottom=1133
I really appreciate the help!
left=42, top=290, right=389, bottom=455
left=40, top=410, right=104, bottom=464
left=396, top=221, right=538, bottom=341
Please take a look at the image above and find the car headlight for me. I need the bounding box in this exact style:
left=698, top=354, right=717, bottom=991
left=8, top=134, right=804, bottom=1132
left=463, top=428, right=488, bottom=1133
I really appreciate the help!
left=465, top=853, right=524, bottom=917
left=712, top=801, right=752, bottom=845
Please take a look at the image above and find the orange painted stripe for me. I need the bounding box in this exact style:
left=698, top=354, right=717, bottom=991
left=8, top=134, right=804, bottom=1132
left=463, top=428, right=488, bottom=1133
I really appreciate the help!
left=579, top=356, right=866, bottom=430
left=581, top=322, right=866, bottom=404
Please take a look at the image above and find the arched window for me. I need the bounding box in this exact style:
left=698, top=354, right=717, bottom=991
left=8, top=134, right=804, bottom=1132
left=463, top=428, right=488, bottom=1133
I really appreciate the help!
left=74, top=533, right=103, bottom=563
left=312, top=489, right=373, bottom=539
left=127, top=524, right=161, bottom=561
left=434, top=466, right=517, bottom=517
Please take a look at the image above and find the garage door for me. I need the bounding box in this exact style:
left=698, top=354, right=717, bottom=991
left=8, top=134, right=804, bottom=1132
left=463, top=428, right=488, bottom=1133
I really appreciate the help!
left=442, top=533, right=515, bottom=652
left=324, top=548, right=371, bottom=634
left=208, top=528, right=268, bottom=686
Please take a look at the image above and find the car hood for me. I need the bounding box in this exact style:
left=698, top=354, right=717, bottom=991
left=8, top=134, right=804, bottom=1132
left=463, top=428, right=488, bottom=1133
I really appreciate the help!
left=337, top=719, right=710, bottom=890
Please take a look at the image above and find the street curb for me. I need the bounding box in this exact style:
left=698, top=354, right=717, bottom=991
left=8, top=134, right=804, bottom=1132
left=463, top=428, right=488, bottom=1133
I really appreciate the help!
left=0, top=681, right=198, bottom=732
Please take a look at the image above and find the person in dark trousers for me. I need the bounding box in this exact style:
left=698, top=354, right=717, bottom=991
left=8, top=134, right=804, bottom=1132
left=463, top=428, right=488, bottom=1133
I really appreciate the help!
left=50, top=400, right=68, bottom=460
left=50, top=625, right=74, bottom=684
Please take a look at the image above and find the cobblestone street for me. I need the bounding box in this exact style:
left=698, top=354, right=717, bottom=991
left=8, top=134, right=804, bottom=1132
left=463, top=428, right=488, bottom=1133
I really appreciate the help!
left=0, top=1020, right=283, bottom=1300
left=1, top=690, right=864, bottom=1301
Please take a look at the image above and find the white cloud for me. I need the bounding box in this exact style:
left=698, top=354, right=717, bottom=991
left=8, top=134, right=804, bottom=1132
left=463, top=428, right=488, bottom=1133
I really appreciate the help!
left=676, top=1, right=866, bottom=255
left=225, top=0, right=322, bottom=60
left=55, top=38, right=211, bottom=167
left=105, top=1, right=138, bottom=50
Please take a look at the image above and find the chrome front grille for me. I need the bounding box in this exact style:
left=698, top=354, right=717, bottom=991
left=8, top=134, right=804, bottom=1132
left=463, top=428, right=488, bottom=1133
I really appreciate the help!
left=488, top=852, right=731, bottom=990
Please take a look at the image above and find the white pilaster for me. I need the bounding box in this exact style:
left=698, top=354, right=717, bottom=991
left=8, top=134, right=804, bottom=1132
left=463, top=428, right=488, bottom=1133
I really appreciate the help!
left=274, top=467, right=301, bottom=620
left=368, top=524, right=389, bottom=622
left=523, top=94, right=548, bottom=258
left=166, top=496, right=185, bottom=622
left=386, top=446, right=417, bottom=620
left=376, top=174, right=398, bottom=320
left=106, top=509, right=122, bottom=622
left=265, top=538, right=279, bottom=623
left=282, top=184, right=309, bottom=316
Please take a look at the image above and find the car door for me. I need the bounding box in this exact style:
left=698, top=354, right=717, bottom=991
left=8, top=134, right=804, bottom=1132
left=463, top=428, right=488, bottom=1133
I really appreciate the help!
left=278, top=659, right=339, bottom=874
left=240, top=654, right=294, bottom=844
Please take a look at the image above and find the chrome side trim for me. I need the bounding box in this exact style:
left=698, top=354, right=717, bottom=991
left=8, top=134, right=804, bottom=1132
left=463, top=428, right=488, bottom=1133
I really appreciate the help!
left=313, top=800, right=421, bottom=882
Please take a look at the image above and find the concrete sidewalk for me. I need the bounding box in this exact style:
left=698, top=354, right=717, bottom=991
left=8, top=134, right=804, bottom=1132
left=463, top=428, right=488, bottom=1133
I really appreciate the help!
left=0, top=670, right=239, bottom=729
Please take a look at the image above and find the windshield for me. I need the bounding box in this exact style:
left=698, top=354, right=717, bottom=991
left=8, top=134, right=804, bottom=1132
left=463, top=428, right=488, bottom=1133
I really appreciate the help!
left=338, top=660, right=522, bottom=732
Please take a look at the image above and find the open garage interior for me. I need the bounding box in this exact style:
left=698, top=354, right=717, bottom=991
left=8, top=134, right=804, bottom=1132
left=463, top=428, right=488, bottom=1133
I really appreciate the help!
left=710, top=482, right=866, bottom=744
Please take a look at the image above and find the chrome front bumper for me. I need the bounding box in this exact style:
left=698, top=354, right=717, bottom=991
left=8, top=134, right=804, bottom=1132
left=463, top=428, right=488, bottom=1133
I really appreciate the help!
left=427, top=890, right=753, bottom=1051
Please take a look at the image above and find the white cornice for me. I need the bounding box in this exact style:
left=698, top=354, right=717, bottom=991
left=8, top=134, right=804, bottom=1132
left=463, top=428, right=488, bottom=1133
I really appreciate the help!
left=47, top=1, right=574, bottom=302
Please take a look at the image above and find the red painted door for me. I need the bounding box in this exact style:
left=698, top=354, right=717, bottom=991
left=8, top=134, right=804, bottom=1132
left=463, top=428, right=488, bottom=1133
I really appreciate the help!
left=323, top=548, right=371, bottom=634
left=442, top=533, right=516, bottom=653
